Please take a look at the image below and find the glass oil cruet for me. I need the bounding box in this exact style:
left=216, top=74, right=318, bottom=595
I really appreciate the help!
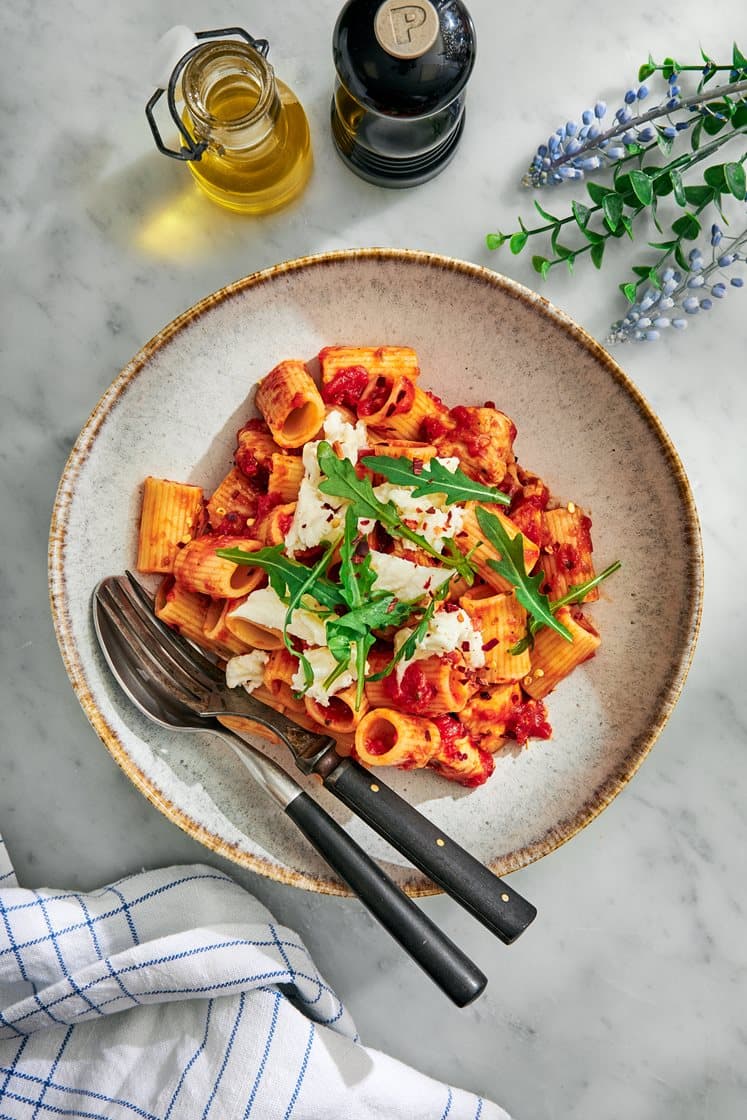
left=146, top=26, right=312, bottom=215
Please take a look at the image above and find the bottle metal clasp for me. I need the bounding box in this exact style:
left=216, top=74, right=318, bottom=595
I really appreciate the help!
left=145, top=27, right=270, bottom=162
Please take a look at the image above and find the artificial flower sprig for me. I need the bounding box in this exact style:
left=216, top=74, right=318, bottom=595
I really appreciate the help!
left=487, top=44, right=747, bottom=341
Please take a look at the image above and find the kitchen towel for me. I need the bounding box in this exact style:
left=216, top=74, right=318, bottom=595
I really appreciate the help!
left=0, top=835, right=510, bottom=1118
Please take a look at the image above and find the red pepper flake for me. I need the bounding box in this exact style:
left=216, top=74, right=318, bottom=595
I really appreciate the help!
left=482, top=637, right=499, bottom=652
left=412, top=458, right=424, bottom=475
left=443, top=602, right=460, bottom=613
left=211, top=511, right=248, bottom=536
left=483, top=399, right=497, bottom=409
left=461, top=641, right=470, bottom=651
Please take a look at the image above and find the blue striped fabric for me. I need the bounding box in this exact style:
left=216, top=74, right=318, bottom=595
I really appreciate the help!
left=0, top=835, right=509, bottom=1119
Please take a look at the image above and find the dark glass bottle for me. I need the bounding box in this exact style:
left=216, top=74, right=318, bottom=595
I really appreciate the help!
left=331, top=0, right=476, bottom=188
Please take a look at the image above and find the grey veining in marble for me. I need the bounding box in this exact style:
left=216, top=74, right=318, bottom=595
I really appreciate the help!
left=1, top=1, right=746, bottom=1117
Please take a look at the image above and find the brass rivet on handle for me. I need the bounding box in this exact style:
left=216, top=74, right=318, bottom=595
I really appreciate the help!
left=436, top=838, right=445, bottom=847
left=501, top=892, right=510, bottom=902
left=370, top=783, right=380, bottom=792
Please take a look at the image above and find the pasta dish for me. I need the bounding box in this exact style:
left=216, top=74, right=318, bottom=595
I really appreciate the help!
left=136, top=346, right=619, bottom=787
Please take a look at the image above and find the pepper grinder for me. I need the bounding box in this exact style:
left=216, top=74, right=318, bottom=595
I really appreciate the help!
left=331, top=0, right=476, bottom=188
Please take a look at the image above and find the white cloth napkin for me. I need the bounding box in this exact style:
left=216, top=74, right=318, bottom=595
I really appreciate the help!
left=0, top=835, right=510, bottom=1119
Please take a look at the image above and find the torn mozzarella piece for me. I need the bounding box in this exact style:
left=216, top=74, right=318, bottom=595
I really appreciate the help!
left=323, top=409, right=369, bottom=463
left=291, top=645, right=364, bottom=706
left=394, top=606, right=486, bottom=680
left=371, top=480, right=464, bottom=553
left=225, top=650, right=269, bottom=693
left=369, top=550, right=451, bottom=601
left=228, top=586, right=328, bottom=646
left=284, top=411, right=368, bottom=552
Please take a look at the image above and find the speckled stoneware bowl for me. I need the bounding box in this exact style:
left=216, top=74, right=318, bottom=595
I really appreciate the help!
left=49, top=249, right=702, bottom=895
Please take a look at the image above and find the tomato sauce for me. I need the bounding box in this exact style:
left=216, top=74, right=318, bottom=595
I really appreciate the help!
left=384, top=664, right=437, bottom=715
left=322, top=366, right=371, bottom=408
left=504, top=699, right=552, bottom=745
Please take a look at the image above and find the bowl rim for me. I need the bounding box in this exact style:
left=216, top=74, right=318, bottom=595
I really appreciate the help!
left=48, top=247, right=704, bottom=895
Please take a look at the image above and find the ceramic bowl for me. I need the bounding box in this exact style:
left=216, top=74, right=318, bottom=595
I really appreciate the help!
left=49, top=249, right=702, bottom=894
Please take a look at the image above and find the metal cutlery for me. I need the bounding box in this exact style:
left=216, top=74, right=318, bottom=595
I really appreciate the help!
left=98, top=572, right=537, bottom=947
left=93, top=577, right=487, bottom=1006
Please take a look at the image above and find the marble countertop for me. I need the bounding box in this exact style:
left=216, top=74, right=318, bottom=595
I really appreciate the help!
left=2, top=0, right=746, bottom=1115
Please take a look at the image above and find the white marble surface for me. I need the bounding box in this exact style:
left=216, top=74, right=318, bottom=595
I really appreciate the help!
left=1, top=0, right=746, bottom=1116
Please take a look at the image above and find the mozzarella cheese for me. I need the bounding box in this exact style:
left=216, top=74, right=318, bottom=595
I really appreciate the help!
left=285, top=411, right=368, bottom=553
left=368, top=550, right=452, bottom=601
left=393, top=606, right=485, bottom=680
left=290, top=645, right=365, bottom=706
left=371, top=466, right=465, bottom=554
left=225, top=650, right=269, bottom=693
left=228, top=586, right=328, bottom=646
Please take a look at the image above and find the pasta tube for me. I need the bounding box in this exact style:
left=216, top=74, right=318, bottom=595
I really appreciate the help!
left=137, top=477, right=204, bottom=574
left=460, top=591, right=531, bottom=682
left=154, top=577, right=209, bottom=647
left=434, top=406, right=516, bottom=486
left=460, top=683, right=523, bottom=753
left=267, top=453, right=305, bottom=503
left=523, top=606, right=601, bottom=699
left=203, top=598, right=256, bottom=656
left=540, top=506, right=598, bottom=602
left=429, top=718, right=495, bottom=786
left=366, top=655, right=473, bottom=716
left=318, top=345, right=420, bottom=386
left=355, top=709, right=441, bottom=769
left=206, top=467, right=257, bottom=533
left=255, top=360, right=326, bottom=449
left=263, top=648, right=305, bottom=711
left=304, top=683, right=370, bottom=733
left=173, top=534, right=264, bottom=599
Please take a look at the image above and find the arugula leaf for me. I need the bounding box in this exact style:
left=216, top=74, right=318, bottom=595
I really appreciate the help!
left=317, top=442, right=474, bottom=582
left=283, top=538, right=339, bottom=688
left=216, top=544, right=344, bottom=611
left=475, top=507, right=572, bottom=642
left=338, top=507, right=377, bottom=607
left=509, top=560, right=622, bottom=655
left=361, top=455, right=510, bottom=507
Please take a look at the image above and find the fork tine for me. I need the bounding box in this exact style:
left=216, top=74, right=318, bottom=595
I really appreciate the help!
left=98, top=581, right=210, bottom=710
left=122, top=571, right=225, bottom=689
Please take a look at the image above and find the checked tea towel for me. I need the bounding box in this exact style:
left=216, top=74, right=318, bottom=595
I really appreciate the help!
left=0, top=835, right=510, bottom=1119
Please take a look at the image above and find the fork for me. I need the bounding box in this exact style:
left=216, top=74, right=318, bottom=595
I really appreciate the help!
left=93, top=576, right=487, bottom=1007
left=102, top=572, right=537, bottom=946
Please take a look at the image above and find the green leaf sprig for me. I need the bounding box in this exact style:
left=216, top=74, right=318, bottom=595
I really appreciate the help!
left=509, top=560, right=622, bottom=655
left=324, top=509, right=418, bottom=706
left=475, top=508, right=573, bottom=642
left=487, top=46, right=747, bottom=330
left=316, top=442, right=475, bottom=583
left=361, top=454, right=511, bottom=507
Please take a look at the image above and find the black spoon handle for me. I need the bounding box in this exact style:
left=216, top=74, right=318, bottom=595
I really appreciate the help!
left=285, top=792, right=486, bottom=1007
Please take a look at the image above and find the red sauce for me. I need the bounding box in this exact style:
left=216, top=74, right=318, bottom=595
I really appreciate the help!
left=505, top=699, right=552, bottom=745
left=508, top=496, right=547, bottom=547
left=366, top=737, right=393, bottom=756
left=432, top=714, right=467, bottom=753
left=358, top=376, right=391, bottom=417
left=448, top=406, right=490, bottom=458
left=556, top=542, right=580, bottom=573
left=237, top=418, right=268, bottom=436
left=210, top=511, right=249, bottom=536
left=460, top=749, right=495, bottom=788
left=420, top=414, right=451, bottom=442
left=278, top=511, right=294, bottom=536
left=384, top=664, right=437, bottom=715
left=321, top=366, right=370, bottom=408
left=254, top=492, right=282, bottom=522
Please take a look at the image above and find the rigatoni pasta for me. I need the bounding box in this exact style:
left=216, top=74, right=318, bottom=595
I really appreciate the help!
left=136, top=343, right=618, bottom=789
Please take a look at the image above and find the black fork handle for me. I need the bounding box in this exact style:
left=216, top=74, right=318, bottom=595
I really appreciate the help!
left=284, top=792, right=486, bottom=1006
left=322, top=757, right=537, bottom=945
